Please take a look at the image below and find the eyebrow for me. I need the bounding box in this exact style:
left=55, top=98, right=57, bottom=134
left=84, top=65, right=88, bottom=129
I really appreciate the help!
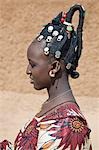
left=28, top=59, right=37, bottom=64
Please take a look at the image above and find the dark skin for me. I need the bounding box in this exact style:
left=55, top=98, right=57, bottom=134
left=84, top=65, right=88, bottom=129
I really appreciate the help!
left=26, top=39, right=76, bottom=117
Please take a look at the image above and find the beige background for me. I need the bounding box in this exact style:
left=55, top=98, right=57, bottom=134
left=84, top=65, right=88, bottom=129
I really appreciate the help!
left=0, top=0, right=99, bottom=96
left=0, top=0, right=99, bottom=149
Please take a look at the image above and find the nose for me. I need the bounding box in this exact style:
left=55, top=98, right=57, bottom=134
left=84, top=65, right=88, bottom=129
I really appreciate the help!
left=26, top=64, right=32, bottom=75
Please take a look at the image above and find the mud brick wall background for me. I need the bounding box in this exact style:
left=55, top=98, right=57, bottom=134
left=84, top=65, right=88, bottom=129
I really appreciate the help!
left=0, top=0, right=99, bottom=96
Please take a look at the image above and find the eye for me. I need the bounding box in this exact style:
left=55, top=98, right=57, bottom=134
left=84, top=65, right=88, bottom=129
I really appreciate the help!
left=28, top=59, right=37, bottom=68
left=30, top=63, right=36, bottom=68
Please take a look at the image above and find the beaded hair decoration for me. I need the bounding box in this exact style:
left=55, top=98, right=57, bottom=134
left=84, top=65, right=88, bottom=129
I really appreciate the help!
left=36, top=4, right=85, bottom=79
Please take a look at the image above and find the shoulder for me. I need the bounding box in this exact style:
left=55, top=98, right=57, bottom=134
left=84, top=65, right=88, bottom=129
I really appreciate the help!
left=37, top=116, right=92, bottom=150
left=40, top=102, right=86, bottom=121
left=37, top=102, right=92, bottom=149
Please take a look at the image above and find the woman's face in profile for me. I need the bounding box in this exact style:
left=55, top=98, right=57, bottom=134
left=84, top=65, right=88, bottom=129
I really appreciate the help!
left=26, top=40, right=52, bottom=90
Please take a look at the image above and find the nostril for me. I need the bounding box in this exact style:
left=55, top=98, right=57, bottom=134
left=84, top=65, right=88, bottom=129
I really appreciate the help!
left=26, top=65, right=32, bottom=75
left=26, top=69, right=31, bottom=75
left=26, top=69, right=32, bottom=75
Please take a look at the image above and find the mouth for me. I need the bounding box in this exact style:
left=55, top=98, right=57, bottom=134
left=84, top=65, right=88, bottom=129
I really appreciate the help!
left=29, top=76, right=34, bottom=84
left=30, top=79, right=34, bottom=84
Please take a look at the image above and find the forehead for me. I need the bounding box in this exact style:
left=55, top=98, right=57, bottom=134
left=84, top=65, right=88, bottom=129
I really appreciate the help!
left=27, top=39, right=47, bottom=62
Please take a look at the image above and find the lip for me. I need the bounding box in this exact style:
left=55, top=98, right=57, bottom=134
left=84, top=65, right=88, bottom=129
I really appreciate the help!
left=30, top=80, right=34, bottom=84
left=29, top=76, right=34, bottom=84
left=30, top=78, right=34, bottom=84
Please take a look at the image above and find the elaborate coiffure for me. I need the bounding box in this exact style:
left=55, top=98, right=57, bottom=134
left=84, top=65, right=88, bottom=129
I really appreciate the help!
left=36, top=4, right=85, bottom=79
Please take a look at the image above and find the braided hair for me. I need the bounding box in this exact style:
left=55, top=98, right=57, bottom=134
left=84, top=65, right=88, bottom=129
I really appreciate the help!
left=36, top=4, right=85, bottom=79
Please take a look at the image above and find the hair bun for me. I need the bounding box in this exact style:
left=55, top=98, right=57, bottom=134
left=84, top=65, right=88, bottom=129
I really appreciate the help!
left=70, top=70, right=79, bottom=79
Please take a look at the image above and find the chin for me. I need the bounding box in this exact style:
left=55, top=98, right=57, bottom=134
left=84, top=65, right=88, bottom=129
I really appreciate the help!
left=34, top=85, right=43, bottom=90
left=33, top=84, right=45, bottom=90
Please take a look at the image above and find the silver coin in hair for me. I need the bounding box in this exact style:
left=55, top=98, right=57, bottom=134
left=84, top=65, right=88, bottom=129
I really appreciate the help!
left=46, top=36, right=52, bottom=43
left=55, top=50, right=61, bottom=59
left=57, top=35, right=63, bottom=41
left=37, top=35, right=44, bottom=42
left=52, top=30, right=59, bottom=36
left=43, top=47, right=50, bottom=55
left=66, top=63, right=72, bottom=70
left=48, top=26, right=54, bottom=33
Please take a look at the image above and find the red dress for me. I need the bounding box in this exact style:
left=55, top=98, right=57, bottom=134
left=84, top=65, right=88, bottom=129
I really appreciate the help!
left=0, top=102, right=92, bottom=150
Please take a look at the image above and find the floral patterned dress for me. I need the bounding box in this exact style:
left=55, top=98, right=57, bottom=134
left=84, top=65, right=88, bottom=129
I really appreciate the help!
left=0, top=102, right=92, bottom=150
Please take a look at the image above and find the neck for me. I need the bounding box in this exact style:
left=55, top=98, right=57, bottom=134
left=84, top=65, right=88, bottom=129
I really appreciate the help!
left=47, top=71, right=75, bottom=103
left=36, top=71, right=77, bottom=117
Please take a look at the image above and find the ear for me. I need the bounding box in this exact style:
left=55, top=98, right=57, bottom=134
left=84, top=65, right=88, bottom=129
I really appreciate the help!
left=50, top=60, right=61, bottom=74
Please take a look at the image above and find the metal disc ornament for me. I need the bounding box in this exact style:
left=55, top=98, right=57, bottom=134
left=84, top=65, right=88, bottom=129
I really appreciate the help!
left=52, top=30, right=59, bottom=36
left=43, top=47, right=50, bottom=55
left=37, top=35, right=44, bottom=41
left=55, top=50, right=61, bottom=59
left=57, top=35, right=63, bottom=41
left=46, top=36, right=52, bottom=43
left=48, top=26, right=54, bottom=33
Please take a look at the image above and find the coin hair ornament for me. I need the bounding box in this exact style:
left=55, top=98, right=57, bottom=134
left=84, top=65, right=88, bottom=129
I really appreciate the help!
left=36, top=4, right=85, bottom=79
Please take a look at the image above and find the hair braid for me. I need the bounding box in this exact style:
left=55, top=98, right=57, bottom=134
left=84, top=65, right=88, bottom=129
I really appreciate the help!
left=64, top=4, right=85, bottom=78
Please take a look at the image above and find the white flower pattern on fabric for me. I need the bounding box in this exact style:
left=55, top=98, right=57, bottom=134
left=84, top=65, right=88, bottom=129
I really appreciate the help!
left=36, top=111, right=92, bottom=150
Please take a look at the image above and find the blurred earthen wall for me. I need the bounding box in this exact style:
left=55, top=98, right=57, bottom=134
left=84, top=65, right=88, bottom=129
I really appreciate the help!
left=0, top=0, right=99, bottom=96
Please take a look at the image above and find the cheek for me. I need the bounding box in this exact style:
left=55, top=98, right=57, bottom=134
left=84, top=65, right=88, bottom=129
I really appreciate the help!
left=32, top=65, right=50, bottom=82
left=39, top=65, right=50, bottom=82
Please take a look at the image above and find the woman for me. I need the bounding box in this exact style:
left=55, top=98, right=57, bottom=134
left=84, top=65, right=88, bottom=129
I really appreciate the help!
left=0, top=4, right=92, bottom=150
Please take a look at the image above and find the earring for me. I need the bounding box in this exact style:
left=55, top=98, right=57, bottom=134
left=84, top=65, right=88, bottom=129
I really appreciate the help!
left=49, top=70, right=55, bottom=77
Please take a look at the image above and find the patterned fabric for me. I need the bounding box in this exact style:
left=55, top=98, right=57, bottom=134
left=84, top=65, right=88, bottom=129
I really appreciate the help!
left=0, top=102, right=92, bottom=150
left=0, top=140, right=12, bottom=150
left=36, top=103, right=92, bottom=150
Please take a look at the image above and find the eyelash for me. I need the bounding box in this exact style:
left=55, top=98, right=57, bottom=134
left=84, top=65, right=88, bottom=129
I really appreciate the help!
left=29, top=62, right=36, bottom=68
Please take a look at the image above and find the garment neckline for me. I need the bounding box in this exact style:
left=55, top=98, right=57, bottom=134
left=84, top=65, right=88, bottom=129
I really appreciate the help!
left=36, top=101, right=80, bottom=118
